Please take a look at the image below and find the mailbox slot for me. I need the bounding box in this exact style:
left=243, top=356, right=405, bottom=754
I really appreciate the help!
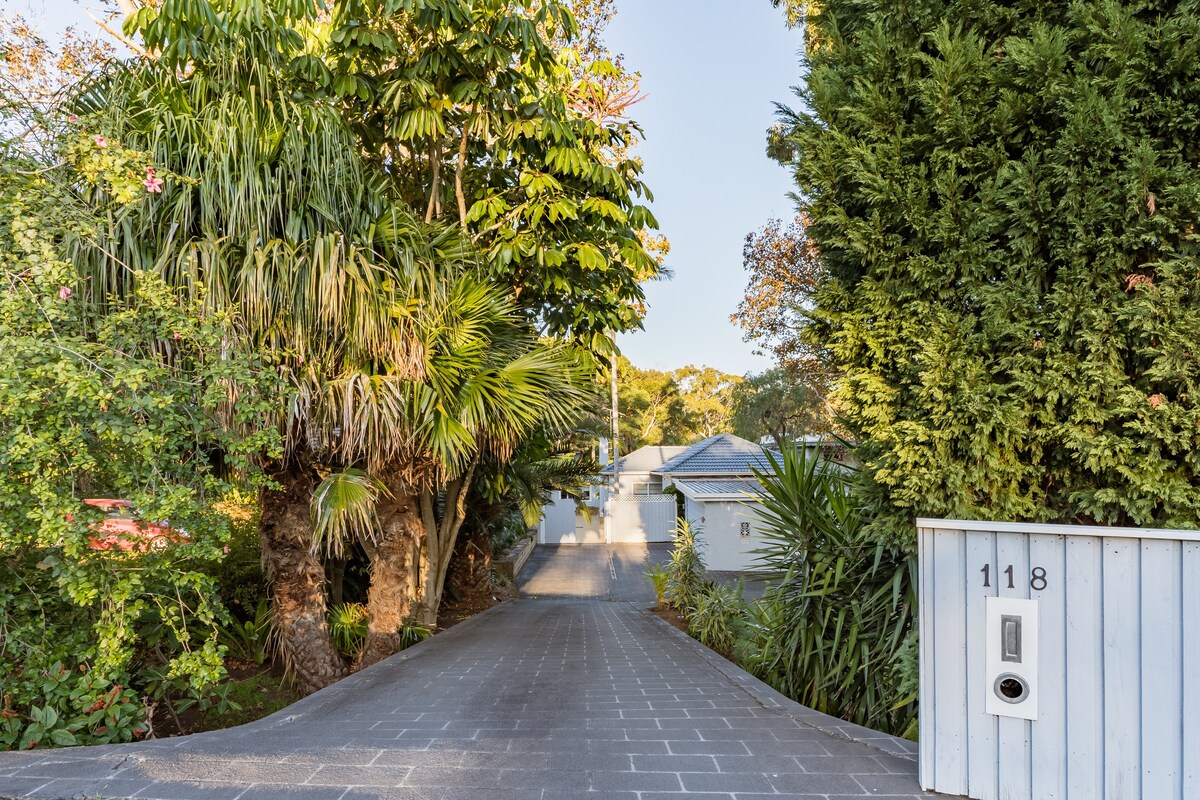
left=985, top=596, right=1038, bottom=720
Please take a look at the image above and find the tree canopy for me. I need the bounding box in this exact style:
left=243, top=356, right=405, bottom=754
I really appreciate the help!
left=774, top=0, right=1200, bottom=547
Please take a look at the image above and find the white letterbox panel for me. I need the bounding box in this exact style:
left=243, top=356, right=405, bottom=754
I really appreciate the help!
left=984, top=596, right=1038, bottom=720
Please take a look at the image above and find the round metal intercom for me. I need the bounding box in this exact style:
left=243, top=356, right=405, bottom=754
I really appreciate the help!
left=993, top=672, right=1029, bottom=704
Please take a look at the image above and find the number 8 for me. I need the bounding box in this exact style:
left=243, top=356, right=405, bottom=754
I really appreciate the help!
left=1030, top=567, right=1047, bottom=591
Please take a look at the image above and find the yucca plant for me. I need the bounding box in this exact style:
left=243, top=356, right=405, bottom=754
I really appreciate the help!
left=665, top=519, right=708, bottom=612
left=743, top=446, right=918, bottom=738
left=643, top=564, right=670, bottom=609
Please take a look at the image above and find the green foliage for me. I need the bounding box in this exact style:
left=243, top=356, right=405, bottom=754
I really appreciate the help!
left=328, top=603, right=370, bottom=658
left=489, top=511, right=532, bottom=558
left=741, top=447, right=917, bottom=737
left=730, top=368, right=830, bottom=447
left=664, top=520, right=708, bottom=611
left=774, top=0, right=1200, bottom=544
left=211, top=501, right=266, bottom=620
left=217, top=600, right=274, bottom=666
left=615, top=357, right=741, bottom=452
left=686, top=582, right=745, bottom=657
left=643, top=564, right=670, bottom=608
left=397, top=623, right=433, bottom=650
left=0, top=128, right=282, bottom=749
left=324, top=0, right=663, bottom=348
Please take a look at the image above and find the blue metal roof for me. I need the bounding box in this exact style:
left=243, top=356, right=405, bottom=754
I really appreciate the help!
left=652, top=434, right=778, bottom=476
left=673, top=478, right=765, bottom=500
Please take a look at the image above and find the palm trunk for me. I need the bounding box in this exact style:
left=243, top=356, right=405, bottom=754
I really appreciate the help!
left=415, top=460, right=477, bottom=626
left=359, top=490, right=422, bottom=668
left=260, top=465, right=347, bottom=694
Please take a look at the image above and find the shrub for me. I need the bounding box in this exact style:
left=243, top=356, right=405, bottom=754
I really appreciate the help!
left=328, top=603, right=370, bottom=658
left=777, top=0, right=1200, bottom=543
left=686, top=582, right=745, bottom=656
left=216, top=599, right=274, bottom=666
left=643, top=564, right=670, bottom=608
left=743, top=446, right=917, bottom=737
left=665, top=519, right=708, bottom=611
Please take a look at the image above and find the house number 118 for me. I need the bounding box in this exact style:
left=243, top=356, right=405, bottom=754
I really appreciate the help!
left=981, top=564, right=1048, bottom=591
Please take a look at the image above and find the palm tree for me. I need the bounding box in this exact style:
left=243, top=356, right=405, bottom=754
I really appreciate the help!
left=67, top=3, right=451, bottom=691
left=308, top=265, right=592, bottom=665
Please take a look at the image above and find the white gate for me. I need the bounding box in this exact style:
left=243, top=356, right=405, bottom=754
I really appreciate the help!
left=539, top=493, right=579, bottom=544
left=606, top=495, right=677, bottom=543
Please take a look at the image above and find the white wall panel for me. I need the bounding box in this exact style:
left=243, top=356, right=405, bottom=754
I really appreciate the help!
left=918, top=519, right=1200, bottom=800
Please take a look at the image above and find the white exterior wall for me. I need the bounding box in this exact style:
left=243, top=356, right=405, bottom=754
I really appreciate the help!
left=918, top=518, right=1200, bottom=800
left=686, top=499, right=768, bottom=572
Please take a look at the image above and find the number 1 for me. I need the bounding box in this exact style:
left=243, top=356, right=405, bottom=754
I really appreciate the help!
left=1004, top=564, right=1015, bottom=589
left=981, top=564, right=991, bottom=587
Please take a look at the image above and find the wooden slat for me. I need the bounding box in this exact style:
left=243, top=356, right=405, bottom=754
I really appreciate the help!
left=1140, top=539, right=1183, bottom=799
left=932, top=528, right=968, bottom=795
left=1102, top=538, right=1141, bottom=800
left=1030, top=534, right=1066, bottom=800
left=964, top=530, right=998, bottom=800
left=1182, top=542, right=1200, bottom=800
left=1065, top=536, right=1104, bottom=798
left=996, top=531, right=1032, bottom=800
left=919, top=527, right=935, bottom=790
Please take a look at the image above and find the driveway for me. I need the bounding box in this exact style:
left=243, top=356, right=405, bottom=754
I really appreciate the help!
left=0, top=546, right=941, bottom=800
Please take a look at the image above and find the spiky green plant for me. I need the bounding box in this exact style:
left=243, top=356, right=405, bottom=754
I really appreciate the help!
left=742, top=446, right=917, bottom=738
left=328, top=603, right=369, bottom=658
left=665, top=519, right=708, bottom=612
left=217, top=599, right=275, bottom=666
left=643, top=564, right=670, bottom=609
left=686, top=582, right=745, bottom=656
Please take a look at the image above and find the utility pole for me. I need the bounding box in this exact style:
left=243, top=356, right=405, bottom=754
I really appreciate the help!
left=610, top=345, right=620, bottom=495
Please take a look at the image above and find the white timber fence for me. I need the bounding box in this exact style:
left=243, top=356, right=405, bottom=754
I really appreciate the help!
left=606, top=494, right=676, bottom=543
left=918, top=518, right=1200, bottom=800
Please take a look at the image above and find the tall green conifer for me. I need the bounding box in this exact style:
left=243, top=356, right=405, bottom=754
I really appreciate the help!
left=776, top=2, right=1200, bottom=546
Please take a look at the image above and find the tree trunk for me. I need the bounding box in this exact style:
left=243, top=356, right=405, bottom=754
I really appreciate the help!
left=260, top=465, right=347, bottom=694
left=415, top=460, right=477, bottom=626
left=447, top=516, right=493, bottom=603
left=359, top=490, right=423, bottom=668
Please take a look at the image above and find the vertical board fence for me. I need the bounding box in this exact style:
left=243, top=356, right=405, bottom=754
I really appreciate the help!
left=918, top=518, right=1200, bottom=800
left=606, top=494, right=677, bottom=543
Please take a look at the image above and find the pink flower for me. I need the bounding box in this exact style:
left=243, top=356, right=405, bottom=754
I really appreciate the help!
left=172, top=332, right=181, bottom=340
left=144, top=176, right=164, bottom=193
left=222, top=546, right=231, bottom=554
left=93, top=135, right=106, bottom=148
left=69, top=114, right=78, bottom=124
left=58, top=286, right=72, bottom=301
left=145, top=166, right=155, bottom=176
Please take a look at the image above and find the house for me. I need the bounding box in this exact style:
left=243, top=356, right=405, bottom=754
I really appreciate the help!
left=656, top=434, right=777, bottom=572
left=537, top=434, right=780, bottom=572
left=537, top=444, right=684, bottom=545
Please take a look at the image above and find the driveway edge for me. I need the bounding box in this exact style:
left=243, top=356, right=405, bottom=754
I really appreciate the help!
left=633, top=603, right=919, bottom=761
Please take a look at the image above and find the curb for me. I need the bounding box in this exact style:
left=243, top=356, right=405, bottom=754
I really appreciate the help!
left=633, top=603, right=919, bottom=761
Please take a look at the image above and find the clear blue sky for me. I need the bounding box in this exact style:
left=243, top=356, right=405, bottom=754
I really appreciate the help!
left=607, top=2, right=803, bottom=376
left=27, top=0, right=804, bottom=377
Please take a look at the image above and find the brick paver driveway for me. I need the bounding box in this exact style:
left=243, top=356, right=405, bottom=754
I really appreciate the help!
left=0, top=545, right=943, bottom=800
